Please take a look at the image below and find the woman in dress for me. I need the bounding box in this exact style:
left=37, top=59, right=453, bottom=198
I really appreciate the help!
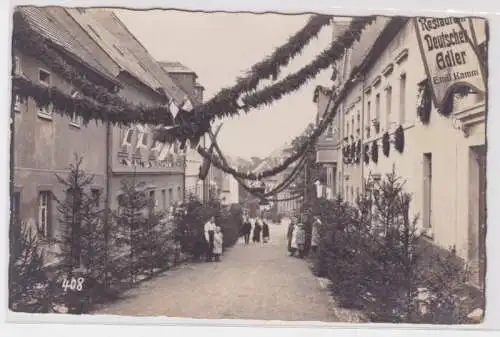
left=295, top=223, right=306, bottom=258
left=287, top=217, right=296, bottom=254
left=213, top=226, right=224, bottom=262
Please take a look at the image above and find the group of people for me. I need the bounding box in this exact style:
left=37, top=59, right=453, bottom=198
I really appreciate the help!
left=203, top=216, right=224, bottom=262
left=286, top=215, right=321, bottom=258
left=240, top=217, right=270, bottom=244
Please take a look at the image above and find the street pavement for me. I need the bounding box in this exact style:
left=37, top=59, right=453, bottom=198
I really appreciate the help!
left=93, top=222, right=337, bottom=322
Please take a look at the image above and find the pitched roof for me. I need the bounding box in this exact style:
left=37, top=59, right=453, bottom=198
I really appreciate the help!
left=66, top=8, right=165, bottom=95
left=81, top=9, right=189, bottom=105
left=18, top=6, right=119, bottom=84
left=348, top=17, right=390, bottom=74
left=159, top=61, right=196, bottom=75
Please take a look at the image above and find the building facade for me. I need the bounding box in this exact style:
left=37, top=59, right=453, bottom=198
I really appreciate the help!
left=12, top=7, right=121, bottom=264
left=160, top=61, right=206, bottom=203
left=314, top=85, right=339, bottom=199
left=324, top=16, right=487, bottom=288
left=68, top=9, right=188, bottom=213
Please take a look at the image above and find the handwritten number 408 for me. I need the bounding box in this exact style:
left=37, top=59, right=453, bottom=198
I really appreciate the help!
left=62, top=277, right=85, bottom=292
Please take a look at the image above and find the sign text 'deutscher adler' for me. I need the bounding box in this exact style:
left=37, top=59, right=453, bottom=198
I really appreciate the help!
left=414, top=17, right=485, bottom=108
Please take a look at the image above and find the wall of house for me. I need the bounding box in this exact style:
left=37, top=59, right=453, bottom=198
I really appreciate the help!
left=336, top=19, right=487, bottom=266
left=13, top=50, right=107, bottom=240
left=109, top=72, right=184, bottom=211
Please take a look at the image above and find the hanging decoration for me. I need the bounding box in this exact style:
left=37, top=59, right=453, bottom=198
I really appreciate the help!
left=364, top=143, right=370, bottom=164
left=12, top=76, right=175, bottom=127
left=350, top=141, right=356, bottom=163
left=371, top=141, right=379, bottom=164
left=342, top=144, right=350, bottom=164
left=416, top=79, right=432, bottom=125
left=394, top=125, right=405, bottom=153
left=382, top=131, right=390, bottom=157
left=356, top=140, right=361, bottom=164
left=159, top=16, right=376, bottom=139
left=12, top=11, right=178, bottom=124
left=14, top=12, right=374, bottom=141
left=199, top=14, right=332, bottom=107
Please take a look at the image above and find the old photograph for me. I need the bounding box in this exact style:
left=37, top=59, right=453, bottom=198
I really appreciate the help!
left=8, top=6, right=487, bottom=324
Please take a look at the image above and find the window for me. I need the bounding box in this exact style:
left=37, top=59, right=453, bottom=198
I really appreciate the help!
left=161, top=189, right=166, bottom=210
left=69, top=91, right=81, bottom=126
left=346, top=122, right=349, bottom=137
left=149, top=190, right=156, bottom=209
left=177, top=186, right=182, bottom=201
left=142, top=132, right=149, bottom=147
left=91, top=189, right=101, bottom=208
left=375, top=93, right=381, bottom=133
left=168, top=188, right=173, bottom=206
left=399, top=74, right=407, bottom=124
left=12, top=191, right=21, bottom=224
left=122, top=128, right=134, bottom=146
left=366, top=101, right=371, bottom=138
left=14, top=56, right=21, bottom=75
left=326, top=122, right=334, bottom=139
left=38, top=103, right=53, bottom=118
left=39, top=69, right=51, bottom=86
left=38, top=191, right=52, bottom=237
left=386, top=86, right=392, bottom=130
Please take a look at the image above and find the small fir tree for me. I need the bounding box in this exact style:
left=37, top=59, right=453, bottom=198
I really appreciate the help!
left=9, top=220, right=50, bottom=313
left=114, top=178, right=150, bottom=285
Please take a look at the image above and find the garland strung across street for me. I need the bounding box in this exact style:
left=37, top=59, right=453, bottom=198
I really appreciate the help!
left=197, top=55, right=366, bottom=181
left=158, top=16, right=376, bottom=139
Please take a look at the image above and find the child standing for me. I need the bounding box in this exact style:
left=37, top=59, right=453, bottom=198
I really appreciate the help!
left=213, top=226, right=224, bottom=262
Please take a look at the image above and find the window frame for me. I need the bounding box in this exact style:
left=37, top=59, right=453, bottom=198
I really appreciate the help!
left=38, top=190, right=52, bottom=238
left=69, top=90, right=82, bottom=127
left=399, top=73, right=407, bottom=125
left=38, top=68, right=51, bottom=86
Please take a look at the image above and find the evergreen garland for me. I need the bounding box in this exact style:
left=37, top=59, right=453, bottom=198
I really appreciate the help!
left=394, top=125, right=405, bottom=153
left=12, top=11, right=177, bottom=124
left=382, top=132, right=390, bottom=157
left=356, top=140, right=362, bottom=164
left=371, top=141, right=379, bottom=163
left=416, top=80, right=431, bottom=125
left=14, top=9, right=373, bottom=142
left=364, top=143, right=370, bottom=164
left=350, top=142, right=356, bottom=163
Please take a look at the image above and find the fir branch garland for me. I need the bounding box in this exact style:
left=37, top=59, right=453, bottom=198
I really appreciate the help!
left=202, top=15, right=332, bottom=105
left=196, top=61, right=363, bottom=181
left=356, top=140, right=361, bottom=164
left=371, top=141, right=379, bottom=163
left=12, top=11, right=176, bottom=125
left=364, top=143, right=370, bottom=164
left=201, top=16, right=375, bottom=121
left=13, top=76, right=174, bottom=126
left=416, top=79, right=431, bottom=124
left=394, top=125, right=405, bottom=153
left=382, top=131, right=390, bottom=157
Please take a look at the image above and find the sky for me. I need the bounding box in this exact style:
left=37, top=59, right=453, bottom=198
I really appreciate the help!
left=115, top=9, right=333, bottom=160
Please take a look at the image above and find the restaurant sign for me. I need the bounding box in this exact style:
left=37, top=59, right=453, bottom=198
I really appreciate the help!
left=414, top=17, right=486, bottom=109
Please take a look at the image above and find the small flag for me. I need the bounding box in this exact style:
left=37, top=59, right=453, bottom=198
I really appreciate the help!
left=169, top=101, right=180, bottom=119
left=183, top=97, right=193, bottom=112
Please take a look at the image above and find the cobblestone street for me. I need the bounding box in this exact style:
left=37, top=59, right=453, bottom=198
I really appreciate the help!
left=93, top=223, right=337, bottom=322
